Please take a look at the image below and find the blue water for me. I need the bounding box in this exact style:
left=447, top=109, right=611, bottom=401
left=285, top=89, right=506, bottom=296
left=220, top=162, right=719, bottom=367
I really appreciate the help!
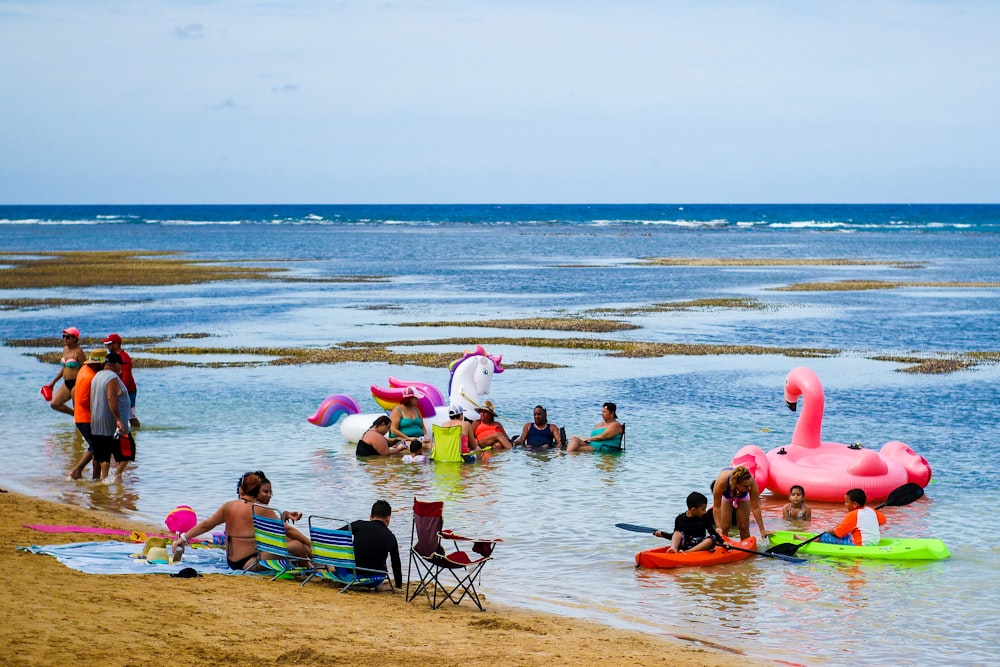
left=2, top=204, right=999, bottom=666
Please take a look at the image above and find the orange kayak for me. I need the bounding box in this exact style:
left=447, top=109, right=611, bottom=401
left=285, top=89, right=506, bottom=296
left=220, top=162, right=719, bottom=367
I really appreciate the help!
left=635, top=535, right=757, bottom=569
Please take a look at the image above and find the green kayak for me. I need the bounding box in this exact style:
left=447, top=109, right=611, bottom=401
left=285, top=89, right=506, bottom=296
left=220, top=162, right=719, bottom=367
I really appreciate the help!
left=768, top=531, right=950, bottom=561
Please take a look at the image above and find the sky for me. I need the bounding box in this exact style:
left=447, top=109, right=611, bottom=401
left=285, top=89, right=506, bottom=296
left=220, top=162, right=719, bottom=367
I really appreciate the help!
left=1, top=0, right=998, bottom=204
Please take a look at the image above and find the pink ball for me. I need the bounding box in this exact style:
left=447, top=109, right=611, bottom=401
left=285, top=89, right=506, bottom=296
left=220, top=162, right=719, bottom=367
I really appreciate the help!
left=164, top=505, right=197, bottom=533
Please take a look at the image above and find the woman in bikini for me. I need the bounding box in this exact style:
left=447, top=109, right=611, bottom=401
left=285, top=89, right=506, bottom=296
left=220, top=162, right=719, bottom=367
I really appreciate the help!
left=711, top=464, right=772, bottom=540
left=171, top=471, right=311, bottom=570
left=389, top=387, right=428, bottom=441
left=47, top=326, right=88, bottom=416
left=356, top=416, right=408, bottom=457
left=566, top=402, right=623, bottom=453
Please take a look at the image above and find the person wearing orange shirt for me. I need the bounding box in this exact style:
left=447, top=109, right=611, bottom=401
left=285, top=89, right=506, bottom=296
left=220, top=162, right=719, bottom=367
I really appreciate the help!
left=819, top=488, right=886, bottom=546
left=67, top=348, right=107, bottom=480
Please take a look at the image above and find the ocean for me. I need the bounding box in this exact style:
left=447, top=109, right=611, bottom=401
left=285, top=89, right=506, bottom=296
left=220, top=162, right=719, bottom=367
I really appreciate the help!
left=2, top=204, right=998, bottom=666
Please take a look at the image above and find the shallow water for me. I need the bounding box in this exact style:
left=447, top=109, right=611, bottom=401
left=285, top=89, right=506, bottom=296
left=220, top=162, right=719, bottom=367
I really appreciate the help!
left=2, top=208, right=999, bottom=666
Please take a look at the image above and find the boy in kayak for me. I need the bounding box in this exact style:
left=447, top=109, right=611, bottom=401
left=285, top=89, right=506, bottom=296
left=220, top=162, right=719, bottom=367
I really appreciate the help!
left=654, top=491, right=717, bottom=553
left=816, top=488, right=886, bottom=546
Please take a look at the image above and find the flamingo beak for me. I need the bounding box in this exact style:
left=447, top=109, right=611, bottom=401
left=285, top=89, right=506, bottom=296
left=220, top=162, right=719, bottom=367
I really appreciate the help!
left=785, top=400, right=797, bottom=412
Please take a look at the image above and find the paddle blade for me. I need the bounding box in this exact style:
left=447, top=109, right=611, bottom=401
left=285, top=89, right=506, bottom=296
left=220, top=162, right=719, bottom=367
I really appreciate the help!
left=877, top=483, right=924, bottom=509
left=615, top=523, right=658, bottom=534
left=765, top=542, right=800, bottom=556
left=765, top=532, right=825, bottom=556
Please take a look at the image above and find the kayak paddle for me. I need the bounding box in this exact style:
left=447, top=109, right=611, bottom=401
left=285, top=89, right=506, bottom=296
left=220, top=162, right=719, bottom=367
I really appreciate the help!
left=712, top=535, right=807, bottom=563
left=765, top=482, right=926, bottom=556
left=615, top=523, right=671, bottom=537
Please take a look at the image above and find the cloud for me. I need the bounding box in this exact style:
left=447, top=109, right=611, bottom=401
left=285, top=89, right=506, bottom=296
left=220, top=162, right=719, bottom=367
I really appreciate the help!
left=270, top=84, right=300, bottom=93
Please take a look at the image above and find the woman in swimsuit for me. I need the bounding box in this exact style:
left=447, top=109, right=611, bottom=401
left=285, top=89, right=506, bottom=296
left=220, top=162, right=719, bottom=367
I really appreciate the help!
left=357, top=415, right=408, bottom=457
left=711, top=465, right=772, bottom=540
left=566, top=402, right=623, bottom=453
left=389, top=387, right=428, bottom=441
left=514, top=405, right=562, bottom=450
left=171, top=471, right=311, bottom=570
left=471, top=400, right=512, bottom=450
left=47, top=326, right=88, bottom=416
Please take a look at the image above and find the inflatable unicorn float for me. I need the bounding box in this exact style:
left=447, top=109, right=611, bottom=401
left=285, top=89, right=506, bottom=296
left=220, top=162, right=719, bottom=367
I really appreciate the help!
left=731, top=366, right=932, bottom=503
left=307, top=345, right=504, bottom=443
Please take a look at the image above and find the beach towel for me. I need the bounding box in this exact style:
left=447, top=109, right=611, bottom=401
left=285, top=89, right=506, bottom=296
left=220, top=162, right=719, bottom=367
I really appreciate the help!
left=17, top=541, right=238, bottom=576
left=23, top=524, right=223, bottom=546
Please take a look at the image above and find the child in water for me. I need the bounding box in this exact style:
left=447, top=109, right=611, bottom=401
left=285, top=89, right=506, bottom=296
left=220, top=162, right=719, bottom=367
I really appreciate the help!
left=401, top=440, right=427, bottom=463
left=654, top=491, right=717, bottom=554
left=782, top=485, right=812, bottom=522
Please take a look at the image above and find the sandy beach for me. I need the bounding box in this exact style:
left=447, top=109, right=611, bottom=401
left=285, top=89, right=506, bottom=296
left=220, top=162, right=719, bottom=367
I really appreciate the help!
left=0, top=490, right=768, bottom=667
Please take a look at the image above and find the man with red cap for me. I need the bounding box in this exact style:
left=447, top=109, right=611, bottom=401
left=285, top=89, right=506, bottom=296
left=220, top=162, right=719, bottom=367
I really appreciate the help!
left=102, top=333, right=140, bottom=428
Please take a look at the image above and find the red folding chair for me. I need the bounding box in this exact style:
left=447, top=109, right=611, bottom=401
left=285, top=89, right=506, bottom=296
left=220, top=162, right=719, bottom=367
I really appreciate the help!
left=405, top=498, right=501, bottom=611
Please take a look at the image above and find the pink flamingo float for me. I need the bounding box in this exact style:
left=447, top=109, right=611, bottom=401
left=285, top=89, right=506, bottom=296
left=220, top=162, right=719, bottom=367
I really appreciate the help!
left=731, top=366, right=932, bottom=503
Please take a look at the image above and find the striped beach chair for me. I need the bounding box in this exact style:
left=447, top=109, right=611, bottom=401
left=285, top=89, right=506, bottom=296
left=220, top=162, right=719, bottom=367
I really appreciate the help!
left=251, top=503, right=310, bottom=581
left=301, top=515, right=388, bottom=592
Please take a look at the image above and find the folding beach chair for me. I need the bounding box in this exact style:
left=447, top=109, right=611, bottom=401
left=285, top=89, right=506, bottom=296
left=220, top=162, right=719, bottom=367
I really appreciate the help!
left=430, top=424, right=464, bottom=463
left=251, top=503, right=311, bottom=581
left=405, top=498, right=502, bottom=611
left=301, top=514, right=389, bottom=592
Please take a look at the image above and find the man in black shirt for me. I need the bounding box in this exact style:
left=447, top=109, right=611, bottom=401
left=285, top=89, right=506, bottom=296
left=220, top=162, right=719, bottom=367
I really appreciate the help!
left=349, top=500, right=402, bottom=589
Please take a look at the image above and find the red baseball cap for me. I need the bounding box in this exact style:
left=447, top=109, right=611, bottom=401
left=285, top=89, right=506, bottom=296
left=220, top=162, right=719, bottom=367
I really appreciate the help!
left=102, top=333, right=122, bottom=345
left=62, top=326, right=81, bottom=337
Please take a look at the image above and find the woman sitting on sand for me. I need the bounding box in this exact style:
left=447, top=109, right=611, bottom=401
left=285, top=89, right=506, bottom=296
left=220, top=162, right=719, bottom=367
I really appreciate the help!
left=357, top=415, right=408, bottom=457
left=46, top=326, right=88, bottom=417
left=171, top=471, right=311, bottom=570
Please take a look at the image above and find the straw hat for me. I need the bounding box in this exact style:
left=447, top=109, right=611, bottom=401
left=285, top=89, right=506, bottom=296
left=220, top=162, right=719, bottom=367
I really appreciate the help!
left=477, top=400, right=496, bottom=416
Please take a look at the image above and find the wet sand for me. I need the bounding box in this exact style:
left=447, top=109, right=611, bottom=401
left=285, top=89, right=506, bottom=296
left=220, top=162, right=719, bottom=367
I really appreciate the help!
left=0, top=490, right=772, bottom=667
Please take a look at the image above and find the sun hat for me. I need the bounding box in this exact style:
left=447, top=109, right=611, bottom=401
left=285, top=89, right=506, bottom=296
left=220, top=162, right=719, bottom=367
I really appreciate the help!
left=448, top=404, right=465, bottom=418
left=87, top=348, right=108, bottom=364
left=477, top=400, right=496, bottom=416
left=62, top=326, right=81, bottom=337
left=145, top=546, right=170, bottom=564
left=401, top=386, right=423, bottom=400
left=102, top=333, right=122, bottom=345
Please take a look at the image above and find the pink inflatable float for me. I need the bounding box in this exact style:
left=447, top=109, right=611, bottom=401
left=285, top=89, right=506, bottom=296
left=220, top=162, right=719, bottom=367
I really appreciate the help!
left=732, top=367, right=932, bottom=503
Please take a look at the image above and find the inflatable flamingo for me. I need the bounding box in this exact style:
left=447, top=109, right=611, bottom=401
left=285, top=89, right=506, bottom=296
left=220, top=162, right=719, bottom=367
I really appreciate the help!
left=732, top=367, right=932, bottom=503
left=307, top=345, right=504, bottom=443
